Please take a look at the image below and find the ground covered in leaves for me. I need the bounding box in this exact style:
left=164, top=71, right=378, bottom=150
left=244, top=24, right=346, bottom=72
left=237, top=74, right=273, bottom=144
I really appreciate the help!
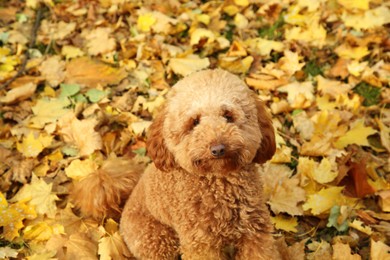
left=0, top=0, right=390, bottom=259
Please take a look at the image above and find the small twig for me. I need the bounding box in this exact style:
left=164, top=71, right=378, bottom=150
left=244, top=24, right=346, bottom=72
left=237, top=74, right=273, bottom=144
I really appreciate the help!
left=0, top=4, right=44, bottom=90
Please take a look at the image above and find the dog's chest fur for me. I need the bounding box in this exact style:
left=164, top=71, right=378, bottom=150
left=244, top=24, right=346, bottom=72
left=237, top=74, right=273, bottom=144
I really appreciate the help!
left=147, top=165, right=268, bottom=243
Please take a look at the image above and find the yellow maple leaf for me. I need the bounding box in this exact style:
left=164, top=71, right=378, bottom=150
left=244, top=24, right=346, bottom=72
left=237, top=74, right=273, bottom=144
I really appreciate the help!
left=61, top=45, right=85, bottom=60
left=0, top=47, right=19, bottom=73
left=278, top=81, right=315, bottom=109
left=285, top=20, right=327, bottom=48
left=332, top=242, right=362, bottom=260
left=245, top=38, right=284, bottom=57
left=278, top=50, right=305, bottom=76
left=271, top=215, right=298, bottom=233
left=98, top=232, right=132, bottom=260
left=65, top=159, right=98, bottom=181
left=234, top=13, right=248, bottom=29
left=137, top=13, right=157, bottom=32
left=10, top=174, right=58, bottom=218
left=312, top=158, right=339, bottom=184
left=0, top=193, right=37, bottom=241
left=223, top=5, right=239, bottom=16
left=190, top=28, right=215, bottom=46
left=337, top=0, right=369, bottom=10
left=234, top=0, right=249, bottom=7
left=334, top=119, right=377, bottom=149
left=347, top=60, right=368, bottom=77
left=23, top=222, right=64, bottom=242
left=302, top=186, right=345, bottom=215
left=58, top=112, right=103, bottom=157
left=341, top=6, right=390, bottom=31
left=348, top=219, right=372, bottom=235
left=29, top=97, right=70, bottom=128
left=335, top=44, right=370, bottom=60
left=16, top=132, right=53, bottom=158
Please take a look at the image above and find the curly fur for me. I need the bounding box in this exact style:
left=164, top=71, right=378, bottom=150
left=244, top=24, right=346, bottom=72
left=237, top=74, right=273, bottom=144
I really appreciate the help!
left=120, top=69, right=280, bottom=259
left=71, top=157, right=144, bottom=220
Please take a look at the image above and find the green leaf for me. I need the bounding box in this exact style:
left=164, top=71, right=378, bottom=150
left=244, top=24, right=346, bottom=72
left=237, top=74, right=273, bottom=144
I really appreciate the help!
left=61, top=146, right=78, bottom=157
left=74, top=93, right=88, bottom=103
left=86, top=89, right=106, bottom=103
left=59, top=84, right=80, bottom=98
left=292, top=109, right=303, bottom=116
left=0, top=32, right=9, bottom=44
left=16, top=13, right=28, bottom=23
left=133, top=147, right=146, bottom=157
left=327, top=206, right=349, bottom=232
left=353, top=82, right=381, bottom=106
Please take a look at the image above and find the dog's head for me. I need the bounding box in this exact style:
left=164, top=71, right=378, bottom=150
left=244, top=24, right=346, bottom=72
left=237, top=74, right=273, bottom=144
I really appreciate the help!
left=146, top=69, right=275, bottom=174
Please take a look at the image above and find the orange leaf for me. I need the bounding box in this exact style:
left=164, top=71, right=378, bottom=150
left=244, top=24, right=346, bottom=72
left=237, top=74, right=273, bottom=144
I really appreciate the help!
left=342, top=160, right=375, bottom=198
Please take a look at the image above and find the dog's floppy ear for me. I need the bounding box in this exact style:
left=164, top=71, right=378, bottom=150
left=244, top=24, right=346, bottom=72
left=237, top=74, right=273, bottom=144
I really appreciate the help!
left=252, top=96, right=276, bottom=164
left=146, top=106, right=176, bottom=172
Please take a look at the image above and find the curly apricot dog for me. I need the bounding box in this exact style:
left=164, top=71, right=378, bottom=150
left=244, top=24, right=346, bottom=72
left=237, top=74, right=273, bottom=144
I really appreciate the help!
left=119, top=69, right=279, bottom=259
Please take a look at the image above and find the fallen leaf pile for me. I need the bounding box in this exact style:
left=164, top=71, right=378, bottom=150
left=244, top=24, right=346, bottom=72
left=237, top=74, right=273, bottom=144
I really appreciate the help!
left=0, top=0, right=389, bottom=259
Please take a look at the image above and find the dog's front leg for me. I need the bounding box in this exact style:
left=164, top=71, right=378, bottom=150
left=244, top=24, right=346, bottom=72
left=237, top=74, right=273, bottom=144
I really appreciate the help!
left=235, top=233, right=281, bottom=260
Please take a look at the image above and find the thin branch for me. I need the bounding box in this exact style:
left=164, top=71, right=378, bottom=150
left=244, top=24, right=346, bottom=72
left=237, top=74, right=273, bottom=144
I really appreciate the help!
left=0, top=4, right=44, bottom=90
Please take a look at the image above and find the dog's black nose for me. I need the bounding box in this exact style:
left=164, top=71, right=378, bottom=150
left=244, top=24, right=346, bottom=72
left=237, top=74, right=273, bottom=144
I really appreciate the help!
left=210, top=144, right=225, bottom=158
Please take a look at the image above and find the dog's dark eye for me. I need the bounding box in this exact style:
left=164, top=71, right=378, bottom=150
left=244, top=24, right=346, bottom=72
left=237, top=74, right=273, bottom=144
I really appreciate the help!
left=193, top=118, right=200, bottom=126
left=223, top=111, right=234, bottom=123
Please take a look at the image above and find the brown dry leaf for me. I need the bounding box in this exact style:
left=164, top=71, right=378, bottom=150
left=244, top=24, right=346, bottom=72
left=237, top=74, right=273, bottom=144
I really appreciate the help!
left=38, top=56, right=66, bottom=87
left=328, top=58, right=350, bottom=79
left=64, top=57, right=127, bottom=88
left=378, top=190, right=390, bottom=212
left=45, top=234, right=68, bottom=259
left=316, top=76, right=353, bottom=98
left=168, top=55, right=210, bottom=77
left=307, top=240, right=332, bottom=260
left=332, top=242, right=361, bottom=260
left=276, top=237, right=306, bottom=260
left=262, top=164, right=305, bottom=216
left=58, top=112, right=103, bottom=157
left=245, top=74, right=288, bottom=91
left=0, top=7, right=17, bottom=23
left=0, top=82, right=36, bottom=104
left=65, top=232, right=98, bottom=260
left=83, top=27, right=116, bottom=56
left=55, top=205, right=98, bottom=235
left=371, top=239, right=390, bottom=260
left=38, top=20, right=76, bottom=43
